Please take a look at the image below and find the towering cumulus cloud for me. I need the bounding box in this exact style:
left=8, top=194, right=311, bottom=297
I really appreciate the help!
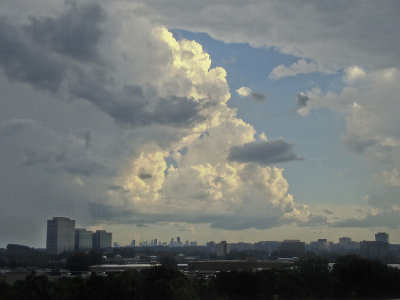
left=0, top=1, right=314, bottom=244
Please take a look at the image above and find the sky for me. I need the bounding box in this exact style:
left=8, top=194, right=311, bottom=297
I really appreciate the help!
left=1, top=0, right=400, bottom=248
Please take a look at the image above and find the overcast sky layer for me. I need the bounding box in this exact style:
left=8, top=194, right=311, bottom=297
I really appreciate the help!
left=1, top=0, right=400, bottom=247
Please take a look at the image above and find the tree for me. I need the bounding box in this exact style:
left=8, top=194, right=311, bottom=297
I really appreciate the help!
left=66, top=252, right=91, bottom=271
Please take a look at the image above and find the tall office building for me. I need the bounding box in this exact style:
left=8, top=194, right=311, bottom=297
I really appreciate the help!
left=75, top=228, right=93, bottom=251
left=216, top=241, right=230, bottom=257
left=46, top=217, right=75, bottom=254
left=92, top=230, right=112, bottom=250
left=375, top=232, right=389, bottom=244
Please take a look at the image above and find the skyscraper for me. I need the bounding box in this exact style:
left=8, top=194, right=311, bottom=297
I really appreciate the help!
left=92, top=230, right=112, bottom=250
left=46, top=217, right=75, bottom=254
left=75, top=228, right=93, bottom=251
left=216, top=241, right=230, bottom=257
left=375, top=232, right=389, bottom=244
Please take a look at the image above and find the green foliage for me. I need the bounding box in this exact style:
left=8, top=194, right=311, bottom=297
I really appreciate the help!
left=1, top=244, right=51, bottom=268
left=1, top=255, right=400, bottom=299
left=332, top=255, right=400, bottom=298
left=66, top=252, right=91, bottom=271
left=88, top=250, right=102, bottom=265
left=159, top=254, right=178, bottom=269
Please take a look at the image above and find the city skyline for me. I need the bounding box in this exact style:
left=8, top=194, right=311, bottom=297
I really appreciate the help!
left=42, top=216, right=395, bottom=249
left=1, top=1, right=400, bottom=248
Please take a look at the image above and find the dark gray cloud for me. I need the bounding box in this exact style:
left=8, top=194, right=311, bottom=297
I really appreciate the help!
left=139, top=1, right=400, bottom=70
left=0, top=16, right=68, bottom=92
left=71, top=76, right=204, bottom=127
left=251, top=92, right=266, bottom=102
left=108, top=185, right=129, bottom=193
left=136, top=224, right=148, bottom=228
left=0, top=119, right=112, bottom=177
left=298, top=214, right=327, bottom=227
left=83, top=131, right=92, bottom=149
left=296, top=93, right=310, bottom=108
left=0, top=4, right=205, bottom=129
left=209, top=212, right=326, bottom=230
left=20, top=148, right=53, bottom=167
left=333, top=210, right=400, bottom=228
left=23, top=2, right=106, bottom=62
left=344, top=135, right=376, bottom=154
left=64, top=160, right=109, bottom=177
left=0, top=119, right=40, bottom=143
left=210, top=215, right=282, bottom=230
left=0, top=2, right=104, bottom=92
left=228, top=139, right=302, bottom=165
left=139, top=173, right=152, bottom=179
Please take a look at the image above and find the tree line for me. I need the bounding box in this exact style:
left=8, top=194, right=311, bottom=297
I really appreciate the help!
left=2, top=255, right=400, bottom=299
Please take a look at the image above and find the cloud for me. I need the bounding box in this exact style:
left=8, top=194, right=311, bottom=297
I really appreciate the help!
left=250, top=92, right=266, bottom=102
left=0, top=5, right=208, bottom=129
left=344, top=134, right=376, bottom=154
left=297, top=66, right=400, bottom=221
left=0, top=1, right=320, bottom=244
left=236, top=86, right=251, bottom=97
left=296, top=92, right=310, bottom=109
left=236, top=86, right=266, bottom=102
left=228, top=139, right=302, bottom=165
left=108, top=185, right=129, bottom=193
left=375, top=168, right=400, bottom=187
left=0, top=119, right=113, bottom=176
left=139, top=173, right=152, bottom=180
left=344, top=66, right=367, bottom=82
left=269, top=59, right=334, bottom=80
left=23, top=2, right=106, bottom=62
left=136, top=1, right=400, bottom=70
left=333, top=209, right=400, bottom=228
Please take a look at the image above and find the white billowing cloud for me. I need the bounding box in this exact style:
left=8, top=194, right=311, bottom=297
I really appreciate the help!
left=269, top=59, right=334, bottom=80
left=236, top=86, right=266, bottom=102
left=344, top=66, right=367, bottom=83
left=236, top=86, right=252, bottom=97
left=0, top=0, right=313, bottom=240
left=115, top=31, right=310, bottom=229
left=297, top=67, right=400, bottom=227
left=298, top=67, right=400, bottom=157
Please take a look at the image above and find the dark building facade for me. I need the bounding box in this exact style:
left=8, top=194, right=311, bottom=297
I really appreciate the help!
left=75, top=228, right=93, bottom=251
left=46, top=217, right=75, bottom=254
left=92, top=230, right=112, bottom=250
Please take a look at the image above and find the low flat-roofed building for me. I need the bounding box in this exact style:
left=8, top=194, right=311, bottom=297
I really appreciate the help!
left=189, top=260, right=291, bottom=272
left=89, top=264, right=157, bottom=273
left=279, top=240, right=306, bottom=257
left=360, top=241, right=389, bottom=259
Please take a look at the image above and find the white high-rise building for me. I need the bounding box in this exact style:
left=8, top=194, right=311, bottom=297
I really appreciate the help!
left=46, top=217, right=75, bottom=254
